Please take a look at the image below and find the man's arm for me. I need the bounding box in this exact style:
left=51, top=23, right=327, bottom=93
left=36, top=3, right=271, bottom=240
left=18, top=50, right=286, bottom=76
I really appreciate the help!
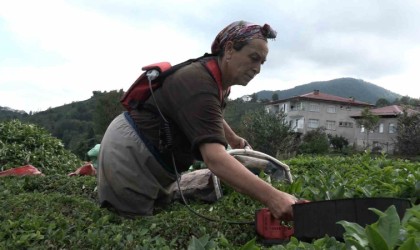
left=223, top=119, right=249, bottom=149
left=200, top=142, right=296, bottom=220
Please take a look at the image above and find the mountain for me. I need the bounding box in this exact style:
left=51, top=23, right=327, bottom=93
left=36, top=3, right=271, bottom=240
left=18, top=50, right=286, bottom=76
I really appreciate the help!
left=0, top=106, right=28, bottom=120
left=255, top=77, right=401, bottom=104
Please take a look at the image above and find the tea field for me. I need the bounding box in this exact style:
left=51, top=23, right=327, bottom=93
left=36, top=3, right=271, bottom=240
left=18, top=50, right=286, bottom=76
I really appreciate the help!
left=1, top=154, right=419, bottom=249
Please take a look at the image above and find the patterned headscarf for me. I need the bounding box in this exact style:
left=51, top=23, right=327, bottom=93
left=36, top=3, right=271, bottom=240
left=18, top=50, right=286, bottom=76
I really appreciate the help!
left=211, top=21, right=277, bottom=55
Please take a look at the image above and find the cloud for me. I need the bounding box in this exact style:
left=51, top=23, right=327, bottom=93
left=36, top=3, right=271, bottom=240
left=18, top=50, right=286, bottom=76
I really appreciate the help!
left=0, top=0, right=419, bottom=112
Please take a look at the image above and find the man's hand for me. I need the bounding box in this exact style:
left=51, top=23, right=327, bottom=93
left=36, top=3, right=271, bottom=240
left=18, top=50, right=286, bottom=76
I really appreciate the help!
left=223, top=119, right=251, bottom=149
left=200, top=143, right=294, bottom=221
left=229, top=135, right=251, bottom=149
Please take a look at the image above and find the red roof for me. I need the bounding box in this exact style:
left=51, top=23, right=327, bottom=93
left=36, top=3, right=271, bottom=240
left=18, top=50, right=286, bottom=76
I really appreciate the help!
left=269, top=90, right=373, bottom=106
left=352, top=105, right=420, bottom=117
left=371, top=105, right=404, bottom=116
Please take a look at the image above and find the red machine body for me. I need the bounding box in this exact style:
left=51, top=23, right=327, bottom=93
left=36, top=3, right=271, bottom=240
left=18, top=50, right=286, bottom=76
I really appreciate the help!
left=255, top=208, right=294, bottom=243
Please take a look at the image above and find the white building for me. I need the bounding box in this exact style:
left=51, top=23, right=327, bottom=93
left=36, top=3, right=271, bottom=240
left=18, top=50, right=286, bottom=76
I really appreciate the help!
left=265, top=90, right=373, bottom=146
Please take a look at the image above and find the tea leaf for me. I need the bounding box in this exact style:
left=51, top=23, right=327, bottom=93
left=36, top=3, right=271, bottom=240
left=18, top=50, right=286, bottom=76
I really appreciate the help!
left=369, top=206, right=401, bottom=248
left=365, top=225, right=389, bottom=250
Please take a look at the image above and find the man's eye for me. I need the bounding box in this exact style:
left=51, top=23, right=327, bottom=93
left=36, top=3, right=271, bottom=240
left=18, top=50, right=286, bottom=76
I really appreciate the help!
left=250, top=55, right=260, bottom=62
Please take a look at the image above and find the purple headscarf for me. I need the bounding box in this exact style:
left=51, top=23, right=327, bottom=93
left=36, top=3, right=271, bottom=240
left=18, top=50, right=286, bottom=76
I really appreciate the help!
left=211, top=21, right=277, bottom=55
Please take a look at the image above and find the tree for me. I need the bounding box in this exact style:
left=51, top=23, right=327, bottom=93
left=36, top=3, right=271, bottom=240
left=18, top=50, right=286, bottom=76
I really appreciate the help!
left=272, top=93, right=279, bottom=101
left=250, top=93, right=258, bottom=102
left=395, top=109, right=420, bottom=156
left=238, top=108, right=297, bottom=157
left=298, top=127, right=329, bottom=154
left=328, top=134, right=349, bottom=152
left=93, top=90, right=125, bottom=138
left=375, top=98, right=390, bottom=107
left=355, top=108, right=380, bottom=149
left=223, top=99, right=262, bottom=132
left=398, top=96, right=411, bottom=105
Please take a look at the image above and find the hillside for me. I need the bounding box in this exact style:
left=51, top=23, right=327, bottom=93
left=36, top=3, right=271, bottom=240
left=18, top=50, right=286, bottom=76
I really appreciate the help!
left=0, top=106, right=28, bottom=120
left=0, top=90, right=125, bottom=160
left=0, top=78, right=413, bottom=158
left=256, top=77, right=401, bottom=104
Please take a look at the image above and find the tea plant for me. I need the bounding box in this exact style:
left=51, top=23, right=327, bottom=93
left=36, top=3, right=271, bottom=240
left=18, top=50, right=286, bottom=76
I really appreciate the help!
left=1, top=119, right=419, bottom=248
left=0, top=120, right=82, bottom=175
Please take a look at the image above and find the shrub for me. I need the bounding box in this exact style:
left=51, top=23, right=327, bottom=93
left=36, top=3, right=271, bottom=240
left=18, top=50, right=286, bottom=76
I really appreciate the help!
left=395, top=109, right=420, bottom=156
left=328, top=134, right=349, bottom=152
left=298, top=127, right=329, bottom=154
left=239, top=109, right=298, bottom=157
left=0, top=120, right=82, bottom=175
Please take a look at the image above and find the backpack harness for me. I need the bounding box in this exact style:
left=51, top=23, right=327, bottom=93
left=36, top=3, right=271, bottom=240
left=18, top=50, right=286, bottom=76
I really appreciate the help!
left=120, top=53, right=225, bottom=112
left=120, top=53, right=227, bottom=154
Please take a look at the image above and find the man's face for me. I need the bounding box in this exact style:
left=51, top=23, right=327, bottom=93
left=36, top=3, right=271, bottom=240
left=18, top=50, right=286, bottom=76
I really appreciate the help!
left=225, top=39, right=269, bottom=86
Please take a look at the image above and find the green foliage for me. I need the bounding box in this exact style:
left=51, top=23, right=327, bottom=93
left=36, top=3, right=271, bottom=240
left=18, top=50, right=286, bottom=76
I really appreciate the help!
left=187, top=235, right=217, bottom=250
left=1, top=90, right=124, bottom=160
left=376, top=98, right=391, bottom=107
left=283, top=154, right=420, bottom=203
left=0, top=119, right=82, bottom=175
left=22, top=98, right=98, bottom=159
left=396, top=109, right=420, bottom=156
left=298, top=127, right=329, bottom=154
left=0, top=107, right=28, bottom=121
left=93, top=89, right=125, bottom=137
left=338, top=205, right=420, bottom=250
left=394, top=96, right=420, bottom=107
left=355, top=108, right=380, bottom=149
left=328, top=134, right=349, bottom=152
left=238, top=108, right=298, bottom=157
left=0, top=154, right=419, bottom=249
left=224, top=99, right=263, bottom=132
left=0, top=175, right=257, bottom=249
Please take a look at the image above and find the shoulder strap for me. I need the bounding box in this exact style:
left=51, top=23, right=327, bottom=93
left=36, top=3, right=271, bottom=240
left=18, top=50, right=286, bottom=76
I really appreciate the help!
left=121, top=53, right=226, bottom=111
left=161, top=53, right=227, bottom=103
left=201, top=57, right=229, bottom=103
left=158, top=53, right=213, bottom=80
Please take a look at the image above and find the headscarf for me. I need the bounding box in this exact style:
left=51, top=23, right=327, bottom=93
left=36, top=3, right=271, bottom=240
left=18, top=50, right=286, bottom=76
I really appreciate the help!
left=211, top=21, right=277, bottom=55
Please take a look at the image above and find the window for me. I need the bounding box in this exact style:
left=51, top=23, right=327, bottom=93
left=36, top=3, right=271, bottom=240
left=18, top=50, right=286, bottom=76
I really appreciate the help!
left=309, top=103, right=320, bottom=112
left=326, top=120, right=336, bottom=130
left=308, top=119, right=319, bottom=128
left=290, top=102, right=304, bottom=111
left=389, top=123, right=397, bottom=134
left=297, top=119, right=304, bottom=129
left=280, top=103, right=288, bottom=112
left=290, top=118, right=304, bottom=131
left=379, top=123, right=384, bottom=133
left=339, top=121, right=353, bottom=128
left=327, top=106, right=336, bottom=113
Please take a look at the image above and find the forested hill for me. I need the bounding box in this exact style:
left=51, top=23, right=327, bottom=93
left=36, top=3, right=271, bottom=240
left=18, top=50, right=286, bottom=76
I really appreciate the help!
left=0, top=78, right=413, bottom=160
left=256, top=77, right=401, bottom=104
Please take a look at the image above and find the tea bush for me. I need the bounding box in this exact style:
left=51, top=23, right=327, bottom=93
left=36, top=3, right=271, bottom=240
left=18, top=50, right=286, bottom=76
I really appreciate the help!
left=0, top=120, right=82, bottom=175
left=1, top=119, right=419, bottom=249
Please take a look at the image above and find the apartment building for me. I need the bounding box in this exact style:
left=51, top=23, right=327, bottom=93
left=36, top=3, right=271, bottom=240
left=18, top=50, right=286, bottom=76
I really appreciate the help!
left=351, top=105, right=419, bottom=153
left=264, top=90, right=374, bottom=145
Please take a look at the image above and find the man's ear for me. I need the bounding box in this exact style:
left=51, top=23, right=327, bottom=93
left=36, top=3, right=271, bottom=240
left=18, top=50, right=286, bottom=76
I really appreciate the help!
left=224, top=41, right=234, bottom=55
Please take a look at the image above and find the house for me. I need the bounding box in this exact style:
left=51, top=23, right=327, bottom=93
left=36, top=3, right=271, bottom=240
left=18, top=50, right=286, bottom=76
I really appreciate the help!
left=351, top=105, right=419, bottom=153
left=241, top=95, right=252, bottom=102
left=264, top=90, right=374, bottom=145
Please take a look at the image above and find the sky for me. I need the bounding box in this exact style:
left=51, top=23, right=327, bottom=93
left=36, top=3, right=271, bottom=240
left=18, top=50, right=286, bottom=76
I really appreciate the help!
left=1, top=0, right=420, bottom=113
